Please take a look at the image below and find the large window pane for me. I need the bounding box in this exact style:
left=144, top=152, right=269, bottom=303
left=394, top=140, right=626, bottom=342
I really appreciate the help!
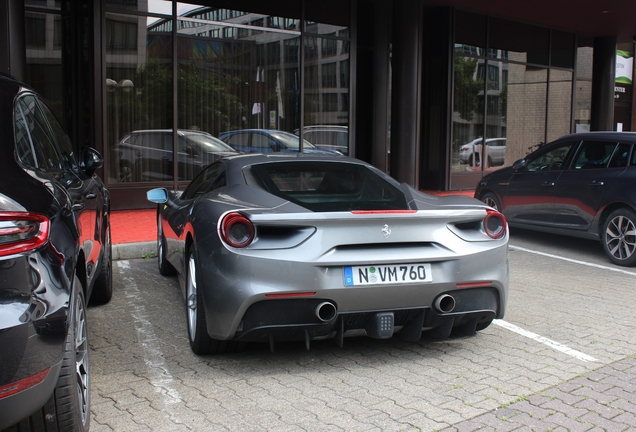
left=106, top=12, right=173, bottom=183
left=451, top=55, right=484, bottom=179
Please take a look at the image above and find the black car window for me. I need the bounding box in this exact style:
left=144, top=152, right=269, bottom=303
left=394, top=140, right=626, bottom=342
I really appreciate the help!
left=38, top=98, right=78, bottom=172
left=181, top=162, right=225, bottom=200
left=15, top=95, right=63, bottom=172
left=14, top=103, right=38, bottom=167
left=525, top=142, right=574, bottom=172
left=572, top=140, right=616, bottom=169
left=250, top=161, right=408, bottom=212
left=608, top=143, right=631, bottom=168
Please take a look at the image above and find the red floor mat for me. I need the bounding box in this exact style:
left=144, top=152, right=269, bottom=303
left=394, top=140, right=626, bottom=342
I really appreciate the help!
left=111, top=209, right=156, bottom=244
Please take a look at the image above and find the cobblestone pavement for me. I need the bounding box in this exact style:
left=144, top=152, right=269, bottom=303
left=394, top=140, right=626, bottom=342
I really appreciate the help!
left=88, top=229, right=636, bottom=431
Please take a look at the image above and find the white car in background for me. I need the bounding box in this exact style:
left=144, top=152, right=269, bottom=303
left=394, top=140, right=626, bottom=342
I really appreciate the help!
left=459, top=137, right=506, bottom=167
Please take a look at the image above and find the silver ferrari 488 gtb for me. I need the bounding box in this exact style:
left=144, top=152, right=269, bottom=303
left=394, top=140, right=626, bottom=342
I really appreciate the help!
left=147, top=153, right=509, bottom=354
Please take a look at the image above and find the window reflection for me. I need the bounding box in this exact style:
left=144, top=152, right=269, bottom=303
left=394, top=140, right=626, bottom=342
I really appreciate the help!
left=105, top=4, right=350, bottom=183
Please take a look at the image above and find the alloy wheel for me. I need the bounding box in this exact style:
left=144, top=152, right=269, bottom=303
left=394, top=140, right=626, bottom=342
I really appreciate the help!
left=187, top=255, right=198, bottom=340
left=605, top=214, right=636, bottom=261
left=74, top=292, right=90, bottom=425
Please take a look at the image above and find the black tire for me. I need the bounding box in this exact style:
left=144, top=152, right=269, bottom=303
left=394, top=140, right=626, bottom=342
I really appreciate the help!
left=185, top=244, right=245, bottom=355
left=481, top=192, right=501, bottom=212
left=91, top=225, right=113, bottom=305
left=158, top=213, right=176, bottom=276
left=602, top=208, right=636, bottom=266
left=470, top=153, right=480, bottom=167
left=11, top=277, right=91, bottom=431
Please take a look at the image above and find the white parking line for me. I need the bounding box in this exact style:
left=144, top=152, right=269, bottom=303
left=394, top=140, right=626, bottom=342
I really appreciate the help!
left=494, top=320, right=598, bottom=362
left=509, top=245, right=636, bottom=276
left=118, top=267, right=184, bottom=422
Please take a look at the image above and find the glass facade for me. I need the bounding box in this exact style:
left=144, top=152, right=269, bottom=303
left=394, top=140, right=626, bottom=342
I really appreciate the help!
left=17, top=1, right=624, bottom=209
left=104, top=1, right=350, bottom=185
left=450, top=10, right=576, bottom=190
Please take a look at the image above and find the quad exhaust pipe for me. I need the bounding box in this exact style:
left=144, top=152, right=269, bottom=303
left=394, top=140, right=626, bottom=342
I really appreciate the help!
left=315, top=301, right=337, bottom=322
left=434, top=294, right=456, bottom=314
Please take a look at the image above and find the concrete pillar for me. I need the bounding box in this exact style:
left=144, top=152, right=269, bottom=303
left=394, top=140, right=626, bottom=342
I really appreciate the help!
left=590, top=36, right=616, bottom=131
left=390, top=0, right=422, bottom=187
left=371, top=0, right=391, bottom=172
left=0, top=0, right=25, bottom=79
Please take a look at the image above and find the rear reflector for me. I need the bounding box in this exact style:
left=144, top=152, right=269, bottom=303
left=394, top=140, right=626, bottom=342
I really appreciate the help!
left=0, top=212, right=50, bottom=257
left=0, top=368, right=51, bottom=399
left=456, top=281, right=492, bottom=288
left=265, top=292, right=316, bottom=298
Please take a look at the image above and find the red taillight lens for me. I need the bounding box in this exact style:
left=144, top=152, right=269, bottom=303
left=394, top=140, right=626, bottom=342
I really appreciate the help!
left=219, top=212, right=254, bottom=248
left=0, top=367, right=50, bottom=399
left=0, top=212, right=50, bottom=257
left=483, top=209, right=506, bottom=239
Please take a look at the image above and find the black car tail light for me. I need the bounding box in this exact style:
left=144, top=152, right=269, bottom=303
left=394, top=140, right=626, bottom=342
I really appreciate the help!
left=483, top=209, right=506, bottom=239
left=0, top=367, right=50, bottom=399
left=220, top=212, right=255, bottom=248
left=0, top=212, right=50, bottom=257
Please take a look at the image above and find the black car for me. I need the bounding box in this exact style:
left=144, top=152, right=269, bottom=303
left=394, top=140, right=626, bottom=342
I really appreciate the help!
left=474, top=131, right=636, bottom=266
left=0, top=74, right=111, bottom=431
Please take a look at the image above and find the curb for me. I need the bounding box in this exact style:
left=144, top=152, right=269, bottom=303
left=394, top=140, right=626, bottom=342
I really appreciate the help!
left=112, top=241, right=155, bottom=260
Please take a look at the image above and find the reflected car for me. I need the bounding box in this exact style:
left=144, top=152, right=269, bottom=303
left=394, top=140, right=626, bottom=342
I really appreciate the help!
left=459, top=137, right=506, bottom=167
left=294, top=125, right=349, bottom=155
left=474, top=131, right=636, bottom=266
left=219, top=129, right=341, bottom=155
left=0, top=74, right=112, bottom=430
left=147, top=153, right=509, bottom=355
left=114, top=129, right=238, bottom=182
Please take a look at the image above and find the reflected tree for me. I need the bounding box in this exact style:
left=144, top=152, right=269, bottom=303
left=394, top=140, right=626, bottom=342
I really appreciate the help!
left=454, top=56, right=483, bottom=122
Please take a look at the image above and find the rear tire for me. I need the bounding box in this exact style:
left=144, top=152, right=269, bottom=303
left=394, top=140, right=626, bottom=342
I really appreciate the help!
left=91, top=225, right=113, bottom=305
left=602, top=208, right=636, bottom=266
left=481, top=192, right=501, bottom=212
left=158, top=213, right=176, bottom=276
left=10, top=277, right=91, bottom=432
left=185, top=244, right=245, bottom=355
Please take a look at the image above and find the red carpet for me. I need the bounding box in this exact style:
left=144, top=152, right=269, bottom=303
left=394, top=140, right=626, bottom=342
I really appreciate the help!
left=111, top=209, right=156, bottom=244
left=110, top=190, right=475, bottom=245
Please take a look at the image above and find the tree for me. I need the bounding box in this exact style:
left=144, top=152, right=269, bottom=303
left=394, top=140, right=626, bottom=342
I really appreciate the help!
left=453, top=56, right=483, bottom=122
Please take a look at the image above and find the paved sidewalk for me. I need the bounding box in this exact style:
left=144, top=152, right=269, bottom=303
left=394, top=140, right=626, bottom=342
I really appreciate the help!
left=444, top=355, right=636, bottom=431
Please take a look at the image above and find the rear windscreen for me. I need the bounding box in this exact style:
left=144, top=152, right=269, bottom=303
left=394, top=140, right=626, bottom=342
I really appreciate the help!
left=248, top=161, right=408, bottom=212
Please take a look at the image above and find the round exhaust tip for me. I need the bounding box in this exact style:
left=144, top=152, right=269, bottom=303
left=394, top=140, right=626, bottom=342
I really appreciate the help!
left=434, top=294, right=456, bottom=313
left=315, top=301, right=337, bottom=322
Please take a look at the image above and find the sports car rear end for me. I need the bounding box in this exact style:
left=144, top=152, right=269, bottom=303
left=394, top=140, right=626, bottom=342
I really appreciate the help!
left=151, top=155, right=509, bottom=352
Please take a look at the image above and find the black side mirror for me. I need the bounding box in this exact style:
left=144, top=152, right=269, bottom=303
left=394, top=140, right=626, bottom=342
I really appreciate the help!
left=79, top=147, right=104, bottom=176
left=512, top=158, right=527, bottom=171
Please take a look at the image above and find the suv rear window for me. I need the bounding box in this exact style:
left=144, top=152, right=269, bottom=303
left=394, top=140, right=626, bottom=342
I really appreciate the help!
left=248, top=161, right=408, bottom=212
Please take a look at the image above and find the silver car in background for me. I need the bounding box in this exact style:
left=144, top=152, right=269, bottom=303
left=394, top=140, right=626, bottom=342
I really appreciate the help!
left=460, top=137, right=507, bottom=167
left=148, top=154, right=509, bottom=354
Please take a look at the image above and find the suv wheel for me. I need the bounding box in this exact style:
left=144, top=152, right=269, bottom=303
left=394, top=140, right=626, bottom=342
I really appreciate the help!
left=602, top=208, right=636, bottom=266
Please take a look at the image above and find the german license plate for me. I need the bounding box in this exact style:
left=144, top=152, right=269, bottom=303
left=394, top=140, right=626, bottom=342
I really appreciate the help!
left=343, top=263, right=433, bottom=286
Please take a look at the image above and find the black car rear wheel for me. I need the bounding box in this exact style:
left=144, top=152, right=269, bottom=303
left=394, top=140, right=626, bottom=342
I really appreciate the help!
left=481, top=192, right=501, bottom=212
left=602, top=208, right=636, bottom=266
left=158, top=213, right=176, bottom=276
left=91, top=225, right=113, bottom=305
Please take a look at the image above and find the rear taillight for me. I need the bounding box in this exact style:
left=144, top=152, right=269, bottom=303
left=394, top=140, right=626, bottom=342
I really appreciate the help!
left=0, top=212, right=50, bottom=257
left=0, top=368, right=51, bottom=399
left=219, top=212, right=254, bottom=248
left=483, top=209, right=506, bottom=239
